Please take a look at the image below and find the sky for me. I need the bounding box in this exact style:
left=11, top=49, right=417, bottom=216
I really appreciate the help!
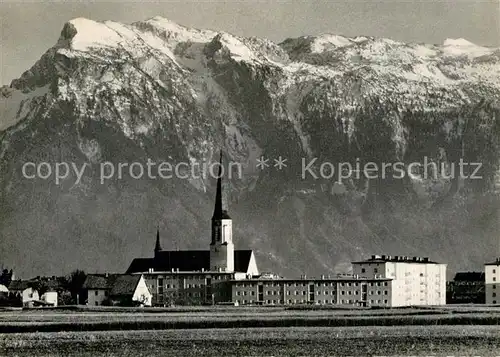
left=0, top=0, right=499, bottom=85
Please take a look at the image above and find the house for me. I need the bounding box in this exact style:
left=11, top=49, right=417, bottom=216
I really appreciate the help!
left=8, top=280, right=40, bottom=307
left=447, top=272, right=484, bottom=304
left=352, top=255, right=447, bottom=306
left=83, top=274, right=152, bottom=307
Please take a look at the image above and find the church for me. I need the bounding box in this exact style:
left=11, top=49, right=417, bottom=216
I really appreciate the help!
left=125, top=152, right=259, bottom=305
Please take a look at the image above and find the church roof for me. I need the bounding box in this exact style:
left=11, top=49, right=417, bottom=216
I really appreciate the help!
left=126, top=250, right=253, bottom=274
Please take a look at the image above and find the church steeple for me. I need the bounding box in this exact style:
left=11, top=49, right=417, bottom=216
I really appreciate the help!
left=154, top=227, right=162, bottom=254
left=210, top=149, right=234, bottom=272
left=212, top=150, right=230, bottom=221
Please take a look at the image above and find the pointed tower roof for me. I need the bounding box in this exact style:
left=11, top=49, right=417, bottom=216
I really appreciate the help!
left=212, top=150, right=231, bottom=220
left=154, top=227, right=162, bottom=253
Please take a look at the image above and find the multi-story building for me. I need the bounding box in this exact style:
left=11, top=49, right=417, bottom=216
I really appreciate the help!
left=352, top=255, right=446, bottom=306
left=484, top=258, right=500, bottom=304
left=230, top=276, right=393, bottom=307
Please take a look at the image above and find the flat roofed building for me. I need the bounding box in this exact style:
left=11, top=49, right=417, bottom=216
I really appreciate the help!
left=230, top=277, right=393, bottom=307
left=352, top=255, right=446, bottom=306
left=484, top=258, right=500, bottom=304
left=137, top=271, right=238, bottom=306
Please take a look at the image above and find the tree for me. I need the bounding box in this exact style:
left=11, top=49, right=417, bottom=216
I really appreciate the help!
left=0, top=269, right=13, bottom=286
left=27, top=280, right=49, bottom=298
left=64, top=270, right=87, bottom=305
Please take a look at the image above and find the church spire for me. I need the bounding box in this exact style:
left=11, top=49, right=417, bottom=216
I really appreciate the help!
left=154, top=227, right=162, bottom=253
left=212, top=150, right=230, bottom=220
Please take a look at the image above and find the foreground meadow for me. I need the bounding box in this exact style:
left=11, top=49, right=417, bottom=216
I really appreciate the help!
left=1, top=326, right=500, bottom=356
left=2, top=305, right=500, bottom=332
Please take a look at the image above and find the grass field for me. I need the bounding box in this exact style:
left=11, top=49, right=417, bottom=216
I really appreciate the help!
left=1, top=306, right=500, bottom=355
left=2, top=305, right=500, bottom=332
left=1, top=326, right=500, bottom=356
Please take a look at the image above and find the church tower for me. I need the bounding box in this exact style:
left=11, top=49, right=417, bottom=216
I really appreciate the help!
left=209, top=151, right=234, bottom=272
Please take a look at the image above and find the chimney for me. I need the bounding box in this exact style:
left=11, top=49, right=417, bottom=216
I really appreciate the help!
left=381, top=255, right=386, bottom=260
left=371, top=255, right=376, bottom=260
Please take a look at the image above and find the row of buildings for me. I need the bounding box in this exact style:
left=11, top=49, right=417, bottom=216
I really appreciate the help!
left=86, top=152, right=449, bottom=308
left=5, top=152, right=498, bottom=308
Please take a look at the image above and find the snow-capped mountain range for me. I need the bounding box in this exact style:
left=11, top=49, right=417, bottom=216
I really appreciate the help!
left=1, top=17, right=500, bottom=277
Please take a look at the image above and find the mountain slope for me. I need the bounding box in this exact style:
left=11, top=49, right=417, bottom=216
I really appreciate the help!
left=1, top=17, right=500, bottom=278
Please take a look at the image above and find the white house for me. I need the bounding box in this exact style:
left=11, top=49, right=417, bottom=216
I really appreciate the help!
left=484, top=258, right=500, bottom=304
left=83, top=274, right=152, bottom=307
left=352, top=255, right=447, bottom=306
left=41, top=291, right=58, bottom=307
left=8, top=280, right=40, bottom=307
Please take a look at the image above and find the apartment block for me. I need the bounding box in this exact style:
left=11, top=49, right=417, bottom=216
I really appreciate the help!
left=484, top=258, right=500, bottom=304
left=352, top=255, right=446, bottom=306
left=230, top=277, right=393, bottom=307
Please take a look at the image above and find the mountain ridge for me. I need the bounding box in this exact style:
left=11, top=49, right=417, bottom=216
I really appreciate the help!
left=1, top=17, right=500, bottom=278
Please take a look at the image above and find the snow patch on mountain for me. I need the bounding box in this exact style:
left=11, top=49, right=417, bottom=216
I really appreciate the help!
left=443, top=38, right=493, bottom=58
left=310, top=34, right=353, bottom=52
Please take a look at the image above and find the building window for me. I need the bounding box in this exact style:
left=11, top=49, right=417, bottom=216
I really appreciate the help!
left=494, top=300, right=497, bottom=304
left=95, top=301, right=98, bottom=306
left=494, top=285, right=496, bottom=290
left=374, top=268, right=378, bottom=273
left=95, top=291, right=98, bottom=296
left=361, top=268, right=366, bottom=273
left=494, top=293, right=497, bottom=298
left=494, top=269, right=496, bottom=274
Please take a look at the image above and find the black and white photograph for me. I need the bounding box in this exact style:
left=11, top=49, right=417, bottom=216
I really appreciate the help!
left=1, top=0, right=500, bottom=355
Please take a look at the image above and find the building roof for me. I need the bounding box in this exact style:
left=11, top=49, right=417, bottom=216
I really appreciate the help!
left=7, top=280, right=31, bottom=291
left=83, top=274, right=142, bottom=297
left=126, top=250, right=253, bottom=274
left=229, top=277, right=392, bottom=283
left=109, top=275, right=142, bottom=296
left=453, top=272, right=485, bottom=282
left=352, top=255, right=440, bottom=264
left=82, top=275, right=109, bottom=290
left=485, top=258, right=500, bottom=266
left=212, top=151, right=231, bottom=221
